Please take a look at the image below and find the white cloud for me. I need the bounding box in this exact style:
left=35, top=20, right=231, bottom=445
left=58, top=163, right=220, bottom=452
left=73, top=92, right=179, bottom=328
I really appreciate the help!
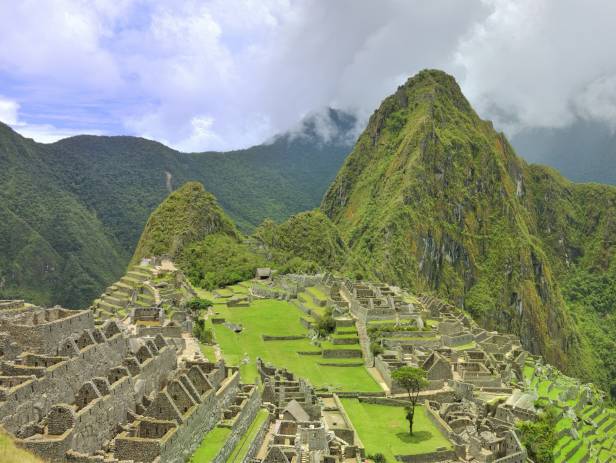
left=0, top=97, right=19, bottom=125
left=2, top=0, right=616, bottom=149
left=574, top=75, right=616, bottom=131
left=455, top=0, right=616, bottom=133
left=0, top=95, right=101, bottom=143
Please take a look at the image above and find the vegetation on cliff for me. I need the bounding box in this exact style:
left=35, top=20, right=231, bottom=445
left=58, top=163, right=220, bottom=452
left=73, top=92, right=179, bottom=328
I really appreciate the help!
left=0, top=109, right=355, bottom=308
left=132, top=182, right=239, bottom=263
left=253, top=210, right=348, bottom=271
left=0, top=123, right=125, bottom=308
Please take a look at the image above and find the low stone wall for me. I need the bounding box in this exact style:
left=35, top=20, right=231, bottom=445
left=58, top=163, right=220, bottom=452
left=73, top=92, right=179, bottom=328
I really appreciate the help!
left=262, top=335, right=305, bottom=341
left=239, top=414, right=269, bottom=463
left=357, top=391, right=456, bottom=405
left=423, top=400, right=454, bottom=441
left=441, top=333, right=473, bottom=347
left=297, top=350, right=321, bottom=356
left=332, top=337, right=359, bottom=345
left=322, top=349, right=362, bottom=359
left=394, top=449, right=457, bottom=463
left=210, top=389, right=263, bottom=463
left=317, top=361, right=364, bottom=367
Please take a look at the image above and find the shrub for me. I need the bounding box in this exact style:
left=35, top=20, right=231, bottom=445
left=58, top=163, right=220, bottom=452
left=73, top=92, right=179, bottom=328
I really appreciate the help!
left=187, top=298, right=213, bottom=312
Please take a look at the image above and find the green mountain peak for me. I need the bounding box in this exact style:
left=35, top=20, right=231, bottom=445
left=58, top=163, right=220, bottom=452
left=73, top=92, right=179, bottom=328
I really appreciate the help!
left=322, top=69, right=616, bottom=392
left=131, top=181, right=239, bottom=264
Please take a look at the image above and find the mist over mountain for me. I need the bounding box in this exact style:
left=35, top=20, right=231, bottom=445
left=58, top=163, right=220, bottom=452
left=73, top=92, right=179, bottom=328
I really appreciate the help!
left=511, top=120, right=616, bottom=186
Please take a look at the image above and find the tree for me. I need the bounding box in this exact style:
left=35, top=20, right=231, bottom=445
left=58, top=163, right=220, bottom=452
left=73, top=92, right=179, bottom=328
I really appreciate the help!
left=187, top=297, right=213, bottom=313
left=516, top=408, right=558, bottom=463
left=369, top=453, right=387, bottom=463
left=391, top=366, right=428, bottom=436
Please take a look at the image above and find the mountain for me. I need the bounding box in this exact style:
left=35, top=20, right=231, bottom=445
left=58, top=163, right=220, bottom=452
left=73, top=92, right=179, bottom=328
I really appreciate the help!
left=511, top=119, right=616, bottom=185
left=131, top=182, right=239, bottom=263
left=0, top=109, right=356, bottom=308
left=253, top=210, right=348, bottom=270
left=321, top=69, right=616, bottom=394
left=0, top=123, right=125, bottom=308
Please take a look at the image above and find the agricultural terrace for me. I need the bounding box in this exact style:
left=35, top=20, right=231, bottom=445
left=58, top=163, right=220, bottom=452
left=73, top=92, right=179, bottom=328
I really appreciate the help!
left=523, top=359, right=616, bottom=463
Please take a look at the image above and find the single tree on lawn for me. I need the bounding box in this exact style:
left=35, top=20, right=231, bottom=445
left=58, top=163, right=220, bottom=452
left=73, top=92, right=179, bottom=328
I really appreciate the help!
left=391, top=366, right=428, bottom=436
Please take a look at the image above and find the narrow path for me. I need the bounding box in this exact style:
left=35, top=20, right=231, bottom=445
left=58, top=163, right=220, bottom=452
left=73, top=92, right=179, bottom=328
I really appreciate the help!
left=180, top=332, right=201, bottom=362
left=367, top=366, right=390, bottom=395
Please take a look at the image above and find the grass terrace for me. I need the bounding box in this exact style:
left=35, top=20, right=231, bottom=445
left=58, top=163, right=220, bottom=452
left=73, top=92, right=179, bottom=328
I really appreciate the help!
left=340, top=399, right=452, bottom=462
left=206, top=299, right=381, bottom=392
left=225, top=409, right=269, bottom=462
left=189, top=426, right=231, bottom=463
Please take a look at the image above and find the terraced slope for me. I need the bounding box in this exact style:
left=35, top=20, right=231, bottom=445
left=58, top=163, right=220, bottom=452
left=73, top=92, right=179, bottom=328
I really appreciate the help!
left=523, top=358, right=616, bottom=462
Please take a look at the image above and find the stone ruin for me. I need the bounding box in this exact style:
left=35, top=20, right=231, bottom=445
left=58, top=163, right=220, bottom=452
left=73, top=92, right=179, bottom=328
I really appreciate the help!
left=257, top=359, right=364, bottom=462
left=0, top=300, right=255, bottom=463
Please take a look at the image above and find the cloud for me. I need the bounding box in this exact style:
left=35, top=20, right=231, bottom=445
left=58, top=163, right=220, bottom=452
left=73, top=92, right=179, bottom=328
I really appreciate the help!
left=454, top=0, right=616, bottom=133
left=0, top=97, right=19, bottom=125
left=0, top=95, right=102, bottom=143
left=1, top=0, right=616, bottom=149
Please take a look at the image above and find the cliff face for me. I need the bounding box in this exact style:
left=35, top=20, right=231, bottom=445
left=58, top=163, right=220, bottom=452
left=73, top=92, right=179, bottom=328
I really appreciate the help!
left=322, top=70, right=616, bottom=387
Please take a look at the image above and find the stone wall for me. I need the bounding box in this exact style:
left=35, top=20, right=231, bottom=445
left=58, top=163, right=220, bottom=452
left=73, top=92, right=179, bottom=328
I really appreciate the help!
left=2, top=309, right=95, bottom=355
left=160, top=374, right=241, bottom=463
left=238, top=414, right=269, bottom=463
left=321, top=348, right=362, bottom=359
left=211, top=387, right=262, bottom=463
left=1, top=331, right=128, bottom=433
left=394, top=450, right=457, bottom=463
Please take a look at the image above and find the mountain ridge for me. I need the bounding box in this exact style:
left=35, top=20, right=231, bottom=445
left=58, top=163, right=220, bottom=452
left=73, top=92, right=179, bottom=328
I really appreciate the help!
left=0, top=109, right=356, bottom=307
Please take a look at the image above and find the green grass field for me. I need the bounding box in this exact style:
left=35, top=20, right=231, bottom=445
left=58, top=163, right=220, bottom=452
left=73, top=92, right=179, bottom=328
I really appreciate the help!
left=208, top=299, right=381, bottom=392
left=189, top=426, right=231, bottom=462
left=340, top=399, right=452, bottom=462
left=225, top=409, right=269, bottom=462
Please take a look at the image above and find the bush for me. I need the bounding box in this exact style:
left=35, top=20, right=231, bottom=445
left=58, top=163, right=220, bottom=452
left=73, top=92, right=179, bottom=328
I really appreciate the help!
left=187, top=298, right=213, bottom=312
left=516, top=409, right=558, bottom=463
left=370, top=341, right=384, bottom=357
left=180, top=234, right=266, bottom=289
left=193, top=319, right=214, bottom=344
left=315, top=307, right=336, bottom=338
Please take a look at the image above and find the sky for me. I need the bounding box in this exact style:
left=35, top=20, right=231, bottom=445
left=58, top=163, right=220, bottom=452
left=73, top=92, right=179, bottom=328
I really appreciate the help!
left=1, top=0, right=616, bottom=151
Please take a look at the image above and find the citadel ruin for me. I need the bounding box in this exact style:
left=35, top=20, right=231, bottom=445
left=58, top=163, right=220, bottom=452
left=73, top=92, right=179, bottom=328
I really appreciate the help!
left=0, top=261, right=613, bottom=462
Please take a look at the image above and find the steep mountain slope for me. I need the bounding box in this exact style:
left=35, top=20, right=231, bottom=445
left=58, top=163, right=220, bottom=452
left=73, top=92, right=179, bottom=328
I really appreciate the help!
left=0, top=123, right=125, bottom=308
left=0, top=109, right=355, bottom=307
left=253, top=210, right=348, bottom=270
left=322, top=70, right=616, bottom=390
left=132, top=181, right=239, bottom=263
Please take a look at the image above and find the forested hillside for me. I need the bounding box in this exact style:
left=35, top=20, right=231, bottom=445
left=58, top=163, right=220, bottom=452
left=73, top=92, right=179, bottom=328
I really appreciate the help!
left=0, top=109, right=356, bottom=307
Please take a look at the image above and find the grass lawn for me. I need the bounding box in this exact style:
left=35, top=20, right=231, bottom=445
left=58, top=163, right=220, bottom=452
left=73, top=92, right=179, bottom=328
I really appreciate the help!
left=200, top=344, right=217, bottom=361
left=305, top=286, right=328, bottom=301
left=340, top=399, right=452, bottom=462
left=298, top=292, right=327, bottom=317
left=190, top=426, right=231, bottom=462
left=209, top=299, right=381, bottom=392
left=451, top=341, right=476, bottom=350
left=225, top=409, right=269, bottom=462
left=0, top=432, right=43, bottom=463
